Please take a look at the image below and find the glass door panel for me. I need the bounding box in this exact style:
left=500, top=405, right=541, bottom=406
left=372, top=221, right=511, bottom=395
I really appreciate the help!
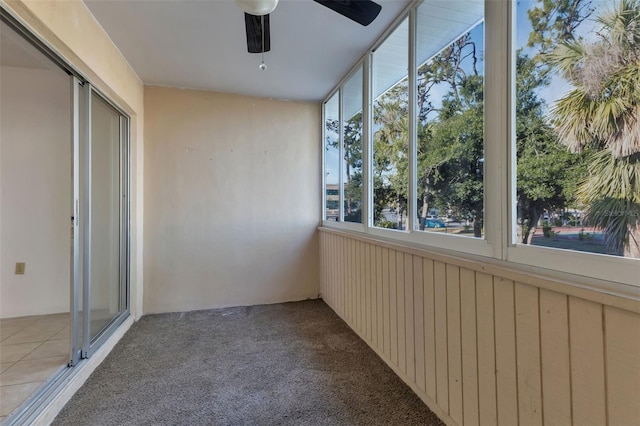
left=83, top=88, right=127, bottom=349
left=71, top=76, right=83, bottom=366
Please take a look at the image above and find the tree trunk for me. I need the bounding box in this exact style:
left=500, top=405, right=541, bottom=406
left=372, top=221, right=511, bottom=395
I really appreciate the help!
left=473, top=219, right=482, bottom=238
left=419, top=182, right=429, bottom=231
left=419, top=195, right=428, bottom=231
left=624, top=226, right=640, bottom=259
left=523, top=210, right=540, bottom=245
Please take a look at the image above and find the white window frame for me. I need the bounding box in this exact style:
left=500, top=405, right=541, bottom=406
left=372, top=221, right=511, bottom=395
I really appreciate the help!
left=321, top=0, right=640, bottom=290
left=504, top=0, right=640, bottom=287
left=340, top=63, right=366, bottom=232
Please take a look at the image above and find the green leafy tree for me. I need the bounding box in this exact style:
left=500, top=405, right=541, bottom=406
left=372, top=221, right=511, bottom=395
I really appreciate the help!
left=515, top=50, right=586, bottom=243
left=425, top=75, right=485, bottom=237
left=372, top=81, right=409, bottom=228
left=344, top=113, right=363, bottom=222
left=416, top=33, right=480, bottom=231
left=527, top=0, right=594, bottom=65
left=548, top=0, right=640, bottom=257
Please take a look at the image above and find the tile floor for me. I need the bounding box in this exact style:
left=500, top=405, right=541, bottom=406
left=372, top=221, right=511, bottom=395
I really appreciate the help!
left=0, top=313, right=70, bottom=423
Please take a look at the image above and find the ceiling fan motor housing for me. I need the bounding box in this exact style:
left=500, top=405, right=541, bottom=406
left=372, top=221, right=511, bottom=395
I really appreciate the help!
left=235, top=0, right=279, bottom=16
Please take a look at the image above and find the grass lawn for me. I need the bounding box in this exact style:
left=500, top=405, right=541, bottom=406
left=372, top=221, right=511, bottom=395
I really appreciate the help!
left=532, top=235, right=622, bottom=256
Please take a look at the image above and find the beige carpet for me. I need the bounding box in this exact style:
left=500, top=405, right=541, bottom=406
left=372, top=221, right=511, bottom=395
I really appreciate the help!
left=53, top=300, right=443, bottom=425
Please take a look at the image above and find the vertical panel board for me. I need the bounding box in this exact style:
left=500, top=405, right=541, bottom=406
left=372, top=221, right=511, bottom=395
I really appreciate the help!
left=336, top=236, right=344, bottom=319
left=423, top=258, right=436, bottom=400
left=569, top=297, right=606, bottom=426
left=338, top=236, right=343, bottom=316
left=413, top=256, right=426, bottom=392
left=359, top=241, right=365, bottom=335
left=353, top=239, right=358, bottom=326
left=332, top=235, right=337, bottom=312
left=342, top=237, right=347, bottom=317
left=342, top=237, right=351, bottom=323
left=345, top=238, right=354, bottom=326
left=342, top=237, right=347, bottom=318
left=353, top=240, right=359, bottom=332
left=319, top=233, right=323, bottom=295
left=345, top=239, right=350, bottom=322
left=371, top=245, right=379, bottom=347
left=494, top=277, right=518, bottom=426
left=539, top=289, right=571, bottom=426
left=365, top=243, right=372, bottom=341
left=446, top=264, right=463, bottom=425
left=324, top=233, right=329, bottom=300
left=368, top=243, right=374, bottom=339
left=358, top=241, right=364, bottom=333
left=605, top=306, right=640, bottom=426
left=332, top=234, right=337, bottom=309
left=331, top=235, right=338, bottom=312
left=320, top=233, right=325, bottom=300
left=355, top=242, right=360, bottom=329
left=475, top=272, right=497, bottom=426
left=350, top=238, right=355, bottom=324
left=342, top=238, right=347, bottom=320
left=376, top=246, right=384, bottom=350
left=323, top=234, right=328, bottom=306
left=404, top=253, right=416, bottom=382
left=382, top=248, right=391, bottom=359
left=327, top=234, right=333, bottom=307
left=434, top=261, right=449, bottom=413
left=460, top=268, right=479, bottom=426
left=397, top=251, right=407, bottom=374
left=514, top=282, right=543, bottom=426
left=390, top=249, right=399, bottom=366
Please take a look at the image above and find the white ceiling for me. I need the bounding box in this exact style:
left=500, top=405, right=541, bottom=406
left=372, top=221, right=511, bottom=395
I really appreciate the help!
left=84, top=0, right=411, bottom=102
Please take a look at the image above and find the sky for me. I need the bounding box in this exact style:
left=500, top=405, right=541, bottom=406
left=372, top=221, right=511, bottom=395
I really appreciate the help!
left=517, top=0, right=612, bottom=106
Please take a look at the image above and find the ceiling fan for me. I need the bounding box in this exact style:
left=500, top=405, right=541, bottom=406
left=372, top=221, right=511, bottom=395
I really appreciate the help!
left=235, top=0, right=383, bottom=54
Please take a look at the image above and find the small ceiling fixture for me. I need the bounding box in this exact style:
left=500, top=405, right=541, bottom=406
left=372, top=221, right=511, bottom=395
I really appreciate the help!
left=235, top=0, right=279, bottom=16
left=258, top=15, right=267, bottom=71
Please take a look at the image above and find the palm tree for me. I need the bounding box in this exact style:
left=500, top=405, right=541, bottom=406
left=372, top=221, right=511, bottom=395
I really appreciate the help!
left=549, top=0, right=640, bottom=258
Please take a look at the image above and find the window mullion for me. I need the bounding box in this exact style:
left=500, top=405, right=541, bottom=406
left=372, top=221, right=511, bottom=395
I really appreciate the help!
left=507, top=0, right=517, bottom=251
left=339, top=87, right=345, bottom=222
left=408, top=7, right=417, bottom=234
left=485, top=0, right=508, bottom=260
left=321, top=101, right=327, bottom=221
left=364, top=54, right=373, bottom=230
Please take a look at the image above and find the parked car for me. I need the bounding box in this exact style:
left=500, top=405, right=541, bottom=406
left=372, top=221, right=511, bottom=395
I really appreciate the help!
left=425, top=218, right=446, bottom=228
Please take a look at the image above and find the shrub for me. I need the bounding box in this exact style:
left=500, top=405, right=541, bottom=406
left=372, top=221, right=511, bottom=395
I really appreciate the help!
left=377, top=220, right=397, bottom=229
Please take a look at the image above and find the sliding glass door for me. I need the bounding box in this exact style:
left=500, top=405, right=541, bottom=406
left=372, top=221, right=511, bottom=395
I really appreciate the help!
left=71, top=79, right=129, bottom=364
left=79, top=84, right=129, bottom=357
left=1, top=11, right=129, bottom=422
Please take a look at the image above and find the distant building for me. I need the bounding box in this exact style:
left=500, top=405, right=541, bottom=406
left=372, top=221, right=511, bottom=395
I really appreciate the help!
left=325, top=184, right=339, bottom=220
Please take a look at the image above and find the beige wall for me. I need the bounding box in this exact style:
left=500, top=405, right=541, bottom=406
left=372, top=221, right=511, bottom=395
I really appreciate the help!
left=0, top=66, right=71, bottom=318
left=144, top=87, right=321, bottom=313
left=320, top=228, right=640, bottom=426
left=1, top=0, right=145, bottom=318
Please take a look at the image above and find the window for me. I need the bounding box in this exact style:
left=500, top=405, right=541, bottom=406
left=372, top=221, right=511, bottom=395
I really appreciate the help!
left=342, top=66, right=364, bottom=223
left=321, top=0, right=639, bottom=287
left=324, top=92, right=339, bottom=221
left=513, top=0, right=639, bottom=262
left=415, top=2, right=485, bottom=238
left=372, top=18, right=409, bottom=230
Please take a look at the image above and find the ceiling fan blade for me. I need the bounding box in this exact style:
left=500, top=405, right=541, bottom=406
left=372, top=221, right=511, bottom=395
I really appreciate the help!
left=312, top=0, right=382, bottom=26
left=244, top=13, right=271, bottom=53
